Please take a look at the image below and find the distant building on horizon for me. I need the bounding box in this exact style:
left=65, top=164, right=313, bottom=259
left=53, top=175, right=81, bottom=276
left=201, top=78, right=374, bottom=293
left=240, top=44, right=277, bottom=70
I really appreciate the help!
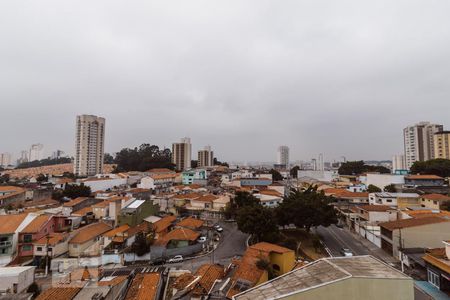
left=198, top=145, right=214, bottom=168
left=392, top=154, right=406, bottom=173
left=74, top=114, right=105, bottom=177
left=403, top=122, right=443, bottom=169
left=0, top=153, right=12, bottom=167
left=29, top=143, right=43, bottom=162
left=277, top=145, right=289, bottom=168
left=433, top=131, right=450, bottom=159
left=51, top=150, right=65, bottom=160
left=172, top=137, right=192, bottom=171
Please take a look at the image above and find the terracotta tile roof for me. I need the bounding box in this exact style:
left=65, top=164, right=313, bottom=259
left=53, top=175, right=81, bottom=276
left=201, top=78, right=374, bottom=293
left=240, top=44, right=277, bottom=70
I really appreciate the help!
left=69, top=222, right=112, bottom=244
left=259, top=189, right=283, bottom=197
left=155, top=228, right=200, bottom=246
left=97, top=275, right=127, bottom=287
left=380, top=216, right=448, bottom=231
left=34, top=232, right=68, bottom=246
left=421, top=194, right=450, bottom=201
left=171, top=193, right=202, bottom=200
left=56, top=178, right=74, bottom=184
left=250, top=242, right=294, bottom=254
left=192, top=264, right=224, bottom=296
left=0, top=186, right=24, bottom=192
left=422, top=249, right=450, bottom=274
left=406, top=174, right=444, bottom=180
left=63, top=197, right=89, bottom=207
left=72, top=206, right=92, bottom=216
left=150, top=173, right=178, bottom=180
left=193, top=194, right=219, bottom=203
left=173, top=273, right=195, bottom=290
left=92, top=201, right=110, bottom=208
left=406, top=211, right=450, bottom=219
left=103, top=224, right=130, bottom=238
left=152, top=215, right=176, bottom=233
left=36, top=287, right=81, bottom=300
left=0, top=213, right=28, bottom=234
left=127, top=222, right=151, bottom=237
left=127, top=188, right=151, bottom=193
left=359, top=205, right=394, bottom=212
left=125, top=273, right=160, bottom=300
left=177, top=217, right=204, bottom=229
left=21, top=215, right=51, bottom=234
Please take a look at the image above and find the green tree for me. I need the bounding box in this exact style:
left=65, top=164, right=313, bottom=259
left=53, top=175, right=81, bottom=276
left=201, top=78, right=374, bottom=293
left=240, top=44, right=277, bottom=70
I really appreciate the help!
left=0, top=174, right=10, bottom=184
left=290, top=166, right=300, bottom=178
left=131, top=232, right=150, bottom=256
left=276, top=187, right=338, bottom=232
left=384, top=184, right=396, bottom=192
left=236, top=205, right=279, bottom=243
left=16, top=157, right=71, bottom=169
left=114, top=144, right=175, bottom=172
left=234, top=191, right=260, bottom=207
left=367, top=184, right=382, bottom=193
left=103, top=153, right=115, bottom=164
left=270, top=169, right=283, bottom=181
left=338, top=160, right=390, bottom=175
left=63, top=184, right=91, bottom=199
left=410, top=159, right=450, bottom=178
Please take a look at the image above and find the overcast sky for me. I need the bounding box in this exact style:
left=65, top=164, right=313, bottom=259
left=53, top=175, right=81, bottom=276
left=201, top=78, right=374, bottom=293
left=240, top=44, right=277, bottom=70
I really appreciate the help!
left=1, top=1, right=449, bottom=163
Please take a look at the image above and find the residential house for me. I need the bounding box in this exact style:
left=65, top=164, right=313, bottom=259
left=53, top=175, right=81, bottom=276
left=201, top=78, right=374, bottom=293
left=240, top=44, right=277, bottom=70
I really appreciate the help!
left=369, top=193, right=420, bottom=208
left=0, top=214, right=35, bottom=266
left=117, top=199, right=159, bottom=227
left=138, top=173, right=177, bottom=193
left=62, top=197, right=102, bottom=216
left=33, top=232, right=69, bottom=259
left=18, top=214, right=68, bottom=261
left=422, top=240, right=450, bottom=293
left=254, top=190, right=283, bottom=207
left=380, top=217, right=450, bottom=258
left=92, top=201, right=110, bottom=219
left=176, top=217, right=204, bottom=231
left=227, top=242, right=295, bottom=298
left=151, top=215, right=177, bottom=239
left=182, top=169, right=208, bottom=186
left=102, top=224, right=130, bottom=249
left=0, top=186, right=26, bottom=206
left=0, top=266, right=35, bottom=294
left=420, top=194, right=450, bottom=210
left=154, top=227, right=200, bottom=248
left=233, top=256, right=414, bottom=300
left=125, top=272, right=161, bottom=300
left=73, top=275, right=129, bottom=300
left=125, top=188, right=152, bottom=200
left=405, top=175, right=445, bottom=187
left=68, top=222, right=112, bottom=257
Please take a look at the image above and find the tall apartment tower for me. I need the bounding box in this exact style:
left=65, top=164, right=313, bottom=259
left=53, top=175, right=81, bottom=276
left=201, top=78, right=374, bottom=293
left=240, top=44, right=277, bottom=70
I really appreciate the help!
left=198, top=146, right=214, bottom=168
left=29, top=143, right=44, bottom=162
left=172, top=137, right=192, bottom=171
left=0, top=153, right=12, bottom=167
left=403, top=122, right=443, bottom=169
left=74, top=115, right=105, bottom=177
left=434, top=131, right=450, bottom=159
left=392, top=154, right=406, bottom=173
left=277, top=146, right=290, bottom=168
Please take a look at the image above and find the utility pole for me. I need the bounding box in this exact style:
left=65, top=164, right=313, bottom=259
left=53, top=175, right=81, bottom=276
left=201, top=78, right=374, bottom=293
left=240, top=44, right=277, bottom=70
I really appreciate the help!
left=45, top=234, right=50, bottom=276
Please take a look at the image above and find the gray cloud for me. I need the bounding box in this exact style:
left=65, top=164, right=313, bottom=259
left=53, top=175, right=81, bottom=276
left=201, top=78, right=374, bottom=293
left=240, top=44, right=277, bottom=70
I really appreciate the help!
left=1, top=1, right=449, bottom=163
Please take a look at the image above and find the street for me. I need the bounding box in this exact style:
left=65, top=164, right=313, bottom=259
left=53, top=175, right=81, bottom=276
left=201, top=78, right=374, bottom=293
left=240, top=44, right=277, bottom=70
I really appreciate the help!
left=315, top=225, right=370, bottom=257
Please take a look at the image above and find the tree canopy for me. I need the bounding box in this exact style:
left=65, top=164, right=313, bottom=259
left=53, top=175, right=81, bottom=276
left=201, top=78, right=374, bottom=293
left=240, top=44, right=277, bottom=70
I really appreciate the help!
left=236, top=204, right=279, bottom=243
left=338, top=160, right=390, bottom=175
left=367, top=184, right=382, bottom=193
left=114, top=144, right=175, bottom=172
left=410, top=159, right=450, bottom=178
left=290, top=166, right=300, bottom=178
left=16, top=157, right=71, bottom=169
left=275, top=187, right=338, bottom=232
left=269, top=169, right=283, bottom=181
left=62, top=184, right=91, bottom=199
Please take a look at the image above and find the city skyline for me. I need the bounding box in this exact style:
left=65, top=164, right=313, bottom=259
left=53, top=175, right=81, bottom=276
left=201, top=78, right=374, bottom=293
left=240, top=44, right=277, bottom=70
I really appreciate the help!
left=2, top=1, right=450, bottom=162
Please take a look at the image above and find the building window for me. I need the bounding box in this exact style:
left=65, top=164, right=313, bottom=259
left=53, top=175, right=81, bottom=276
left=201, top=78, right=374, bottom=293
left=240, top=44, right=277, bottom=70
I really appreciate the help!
left=427, top=269, right=440, bottom=288
left=36, top=247, right=43, bottom=252
left=22, top=245, right=32, bottom=252
left=23, top=235, right=32, bottom=243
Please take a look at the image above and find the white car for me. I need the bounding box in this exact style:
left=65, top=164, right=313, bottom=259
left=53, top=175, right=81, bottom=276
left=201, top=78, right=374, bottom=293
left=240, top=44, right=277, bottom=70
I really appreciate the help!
left=167, top=255, right=183, bottom=263
left=340, top=248, right=353, bottom=257
left=215, top=227, right=223, bottom=233
left=197, top=236, right=207, bottom=243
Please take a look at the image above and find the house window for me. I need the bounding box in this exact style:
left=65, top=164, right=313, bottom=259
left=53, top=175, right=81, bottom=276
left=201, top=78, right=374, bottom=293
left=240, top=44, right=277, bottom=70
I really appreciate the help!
left=22, top=245, right=32, bottom=252
left=23, top=235, right=32, bottom=243
left=427, top=269, right=440, bottom=288
left=36, top=247, right=43, bottom=252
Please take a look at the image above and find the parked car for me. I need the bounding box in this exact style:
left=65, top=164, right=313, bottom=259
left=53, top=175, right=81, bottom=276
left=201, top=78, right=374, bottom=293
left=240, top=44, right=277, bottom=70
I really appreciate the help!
left=215, top=227, right=223, bottom=233
left=340, top=247, right=353, bottom=257
left=197, top=236, right=207, bottom=243
left=151, top=257, right=166, bottom=266
left=213, top=224, right=221, bottom=229
left=167, top=255, right=184, bottom=263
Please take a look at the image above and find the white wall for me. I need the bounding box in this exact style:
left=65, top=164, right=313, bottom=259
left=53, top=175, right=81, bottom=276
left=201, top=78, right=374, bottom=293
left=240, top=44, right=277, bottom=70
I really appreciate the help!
left=82, top=178, right=128, bottom=192
left=366, top=174, right=404, bottom=190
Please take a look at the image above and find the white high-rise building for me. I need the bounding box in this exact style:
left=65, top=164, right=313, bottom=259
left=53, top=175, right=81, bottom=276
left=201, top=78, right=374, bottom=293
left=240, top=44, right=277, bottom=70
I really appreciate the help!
left=403, top=122, right=443, bottom=169
left=74, top=115, right=105, bottom=177
left=0, top=153, right=12, bottom=167
left=392, top=154, right=406, bottom=173
left=172, top=137, right=192, bottom=171
left=198, top=146, right=214, bottom=167
left=29, top=144, right=43, bottom=161
left=277, top=146, right=289, bottom=167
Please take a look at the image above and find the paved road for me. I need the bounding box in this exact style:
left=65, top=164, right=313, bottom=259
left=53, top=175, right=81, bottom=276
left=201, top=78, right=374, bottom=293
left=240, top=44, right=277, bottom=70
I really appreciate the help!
left=315, top=225, right=370, bottom=257
left=164, top=221, right=248, bottom=271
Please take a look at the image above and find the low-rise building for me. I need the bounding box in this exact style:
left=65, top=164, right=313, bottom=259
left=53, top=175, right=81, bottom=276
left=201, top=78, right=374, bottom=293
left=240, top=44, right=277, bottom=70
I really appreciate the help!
left=78, top=174, right=128, bottom=192
left=0, top=186, right=27, bottom=207
left=68, top=222, right=112, bottom=257
left=182, top=169, right=208, bottom=185
left=33, top=232, right=69, bottom=259
left=405, top=175, right=445, bottom=187
left=422, top=240, right=450, bottom=293
left=419, top=194, right=450, bottom=210
left=0, top=266, right=35, bottom=294
left=233, top=256, right=413, bottom=300
left=117, top=199, right=159, bottom=227
left=369, top=192, right=419, bottom=208
left=62, top=197, right=102, bottom=216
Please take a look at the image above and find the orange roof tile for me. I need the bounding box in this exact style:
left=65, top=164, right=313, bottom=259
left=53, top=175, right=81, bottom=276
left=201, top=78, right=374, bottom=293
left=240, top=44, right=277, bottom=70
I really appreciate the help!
left=177, top=217, right=204, bottom=229
left=171, top=193, right=202, bottom=200
left=422, top=248, right=450, bottom=274
left=34, top=232, right=68, bottom=246
left=193, top=194, right=219, bottom=203
left=0, top=214, right=28, bottom=234
left=21, top=215, right=51, bottom=234
left=97, top=275, right=127, bottom=287
left=250, top=242, right=294, bottom=254
left=259, top=189, right=283, bottom=197
left=125, top=273, right=160, bottom=300
left=92, top=201, right=110, bottom=208
left=150, top=173, right=178, bottom=180
left=63, top=197, right=89, bottom=207
left=421, top=194, right=450, bottom=201
left=152, top=215, right=176, bottom=233
left=192, top=264, right=224, bottom=296
left=36, top=287, right=81, bottom=300
left=380, top=216, right=448, bottom=231
left=72, top=206, right=92, bottom=216
left=406, top=174, right=444, bottom=180
left=69, top=223, right=112, bottom=244
left=359, top=205, right=395, bottom=212
left=155, top=228, right=200, bottom=246
left=103, top=224, right=130, bottom=238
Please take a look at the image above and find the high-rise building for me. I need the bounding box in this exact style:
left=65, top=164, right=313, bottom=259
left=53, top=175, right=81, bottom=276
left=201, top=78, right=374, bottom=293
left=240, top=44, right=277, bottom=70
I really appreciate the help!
left=29, top=143, right=44, bottom=162
left=0, top=153, right=12, bottom=167
left=403, top=122, right=443, bottom=169
left=51, top=150, right=65, bottom=160
left=277, top=146, right=289, bottom=167
left=74, top=115, right=105, bottom=177
left=18, top=150, right=29, bottom=164
left=198, top=146, right=214, bottom=167
left=392, top=154, right=406, bottom=173
left=172, top=137, right=192, bottom=171
left=434, top=131, right=450, bottom=159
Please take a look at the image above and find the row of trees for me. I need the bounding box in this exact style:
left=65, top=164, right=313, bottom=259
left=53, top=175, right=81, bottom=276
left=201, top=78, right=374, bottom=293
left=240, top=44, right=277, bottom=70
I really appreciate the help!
left=228, top=188, right=338, bottom=243
left=113, top=144, right=175, bottom=172
left=16, top=157, right=71, bottom=169
left=410, top=159, right=450, bottom=178
left=338, top=160, right=390, bottom=175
